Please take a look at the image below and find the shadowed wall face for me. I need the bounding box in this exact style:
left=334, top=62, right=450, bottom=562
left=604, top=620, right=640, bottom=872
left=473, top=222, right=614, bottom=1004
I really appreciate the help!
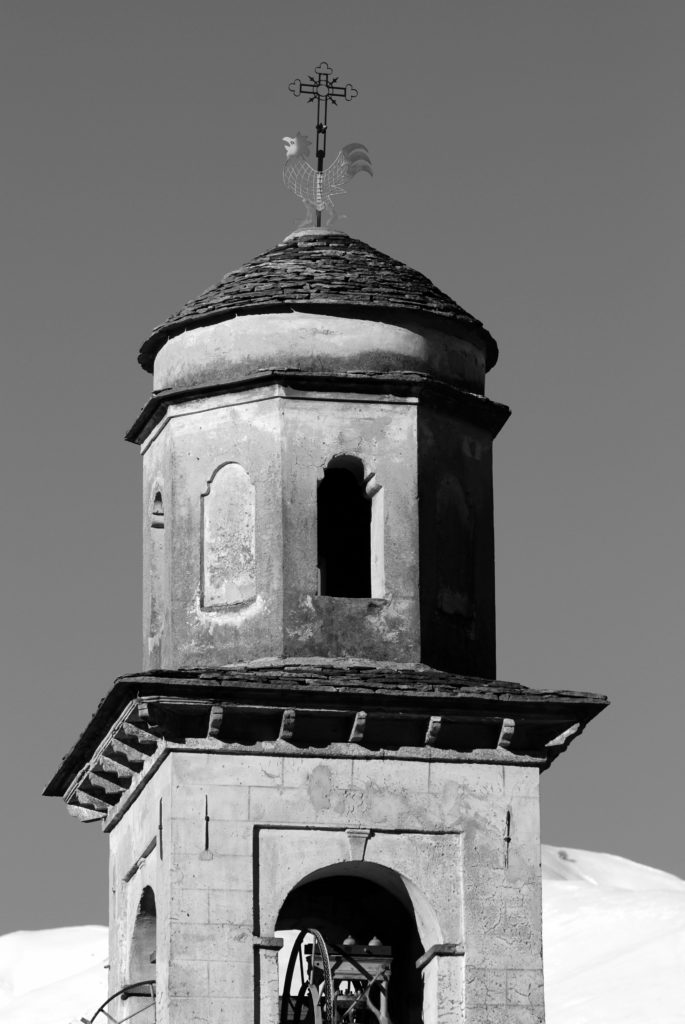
left=418, top=406, right=497, bottom=678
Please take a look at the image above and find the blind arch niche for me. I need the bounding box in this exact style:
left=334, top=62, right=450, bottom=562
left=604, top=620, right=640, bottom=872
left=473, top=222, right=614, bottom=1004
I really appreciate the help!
left=201, top=462, right=256, bottom=610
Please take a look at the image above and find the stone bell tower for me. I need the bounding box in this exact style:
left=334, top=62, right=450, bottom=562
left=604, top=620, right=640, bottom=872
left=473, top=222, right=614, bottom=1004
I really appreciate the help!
left=46, top=227, right=607, bottom=1024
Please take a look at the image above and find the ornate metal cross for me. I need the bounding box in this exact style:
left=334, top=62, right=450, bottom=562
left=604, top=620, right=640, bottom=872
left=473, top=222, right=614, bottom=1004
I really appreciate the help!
left=289, top=61, right=358, bottom=224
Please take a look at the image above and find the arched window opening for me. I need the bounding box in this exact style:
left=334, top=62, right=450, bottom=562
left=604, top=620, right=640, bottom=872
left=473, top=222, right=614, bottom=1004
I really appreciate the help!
left=127, top=886, right=157, bottom=1024
left=151, top=491, right=164, bottom=528
left=318, top=456, right=372, bottom=598
left=129, top=886, right=156, bottom=980
left=276, top=871, right=423, bottom=1024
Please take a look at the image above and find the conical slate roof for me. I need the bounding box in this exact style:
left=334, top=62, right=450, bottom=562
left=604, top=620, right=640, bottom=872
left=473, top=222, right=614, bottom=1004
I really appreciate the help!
left=138, top=229, right=497, bottom=372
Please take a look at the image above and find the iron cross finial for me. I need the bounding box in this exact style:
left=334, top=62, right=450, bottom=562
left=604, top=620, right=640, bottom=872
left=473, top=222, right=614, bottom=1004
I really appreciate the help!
left=288, top=62, right=358, bottom=169
left=284, top=63, right=370, bottom=230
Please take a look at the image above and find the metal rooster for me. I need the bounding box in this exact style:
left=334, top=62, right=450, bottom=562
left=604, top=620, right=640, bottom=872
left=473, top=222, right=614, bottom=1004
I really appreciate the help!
left=282, top=132, right=372, bottom=229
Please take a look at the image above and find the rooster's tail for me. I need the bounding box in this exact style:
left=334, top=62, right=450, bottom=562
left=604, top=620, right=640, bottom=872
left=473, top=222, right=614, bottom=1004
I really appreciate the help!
left=342, top=143, right=373, bottom=178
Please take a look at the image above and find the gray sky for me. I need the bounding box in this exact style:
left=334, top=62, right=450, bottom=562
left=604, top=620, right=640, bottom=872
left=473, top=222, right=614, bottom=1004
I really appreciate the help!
left=0, top=1, right=683, bottom=932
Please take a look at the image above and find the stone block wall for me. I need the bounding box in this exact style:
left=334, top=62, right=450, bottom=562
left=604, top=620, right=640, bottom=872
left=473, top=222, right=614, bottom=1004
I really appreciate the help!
left=108, top=751, right=544, bottom=1024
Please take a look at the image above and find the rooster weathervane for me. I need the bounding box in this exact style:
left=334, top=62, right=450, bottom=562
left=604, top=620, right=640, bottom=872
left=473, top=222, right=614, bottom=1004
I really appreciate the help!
left=284, top=61, right=372, bottom=229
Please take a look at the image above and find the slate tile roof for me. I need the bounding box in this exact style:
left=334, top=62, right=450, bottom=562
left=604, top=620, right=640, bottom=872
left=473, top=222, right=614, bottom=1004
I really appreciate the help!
left=139, top=231, right=497, bottom=371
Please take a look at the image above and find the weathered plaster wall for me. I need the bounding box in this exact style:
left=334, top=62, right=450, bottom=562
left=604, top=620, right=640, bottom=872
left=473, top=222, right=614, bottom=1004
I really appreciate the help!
left=142, top=387, right=285, bottom=669
left=152, top=313, right=487, bottom=395
left=109, top=751, right=544, bottom=1024
left=141, top=385, right=497, bottom=673
left=280, top=391, right=419, bottom=660
left=142, top=429, right=171, bottom=669
left=142, top=387, right=423, bottom=668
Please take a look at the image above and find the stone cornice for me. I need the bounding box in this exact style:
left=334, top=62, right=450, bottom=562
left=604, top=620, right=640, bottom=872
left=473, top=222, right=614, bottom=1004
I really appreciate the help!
left=44, top=662, right=608, bottom=825
left=125, top=370, right=511, bottom=446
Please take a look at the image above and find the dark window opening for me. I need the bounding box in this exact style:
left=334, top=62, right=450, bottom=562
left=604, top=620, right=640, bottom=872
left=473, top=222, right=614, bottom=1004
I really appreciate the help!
left=318, top=457, right=371, bottom=597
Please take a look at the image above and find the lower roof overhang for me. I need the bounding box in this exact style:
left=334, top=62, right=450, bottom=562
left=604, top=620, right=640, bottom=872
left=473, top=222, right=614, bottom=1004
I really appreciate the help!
left=44, top=661, right=608, bottom=830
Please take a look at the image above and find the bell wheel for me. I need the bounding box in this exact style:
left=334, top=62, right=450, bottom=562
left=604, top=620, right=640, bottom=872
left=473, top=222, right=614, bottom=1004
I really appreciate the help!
left=82, top=979, right=156, bottom=1024
left=280, top=929, right=334, bottom=1024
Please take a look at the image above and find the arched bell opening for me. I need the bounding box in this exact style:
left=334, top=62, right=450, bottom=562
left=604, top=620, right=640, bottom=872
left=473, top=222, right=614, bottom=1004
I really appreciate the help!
left=275, top=865, right=425, bottom=1023
left=125, top=885, right=157, bottom=1024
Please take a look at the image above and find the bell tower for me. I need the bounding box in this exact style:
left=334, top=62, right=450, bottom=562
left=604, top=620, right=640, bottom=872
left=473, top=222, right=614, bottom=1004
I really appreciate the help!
left=45, top=70, right=607, bottom=1024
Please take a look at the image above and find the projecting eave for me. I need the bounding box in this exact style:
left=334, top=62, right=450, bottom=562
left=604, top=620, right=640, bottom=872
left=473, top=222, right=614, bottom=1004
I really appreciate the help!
left=44, top=662, right=608, bottom=827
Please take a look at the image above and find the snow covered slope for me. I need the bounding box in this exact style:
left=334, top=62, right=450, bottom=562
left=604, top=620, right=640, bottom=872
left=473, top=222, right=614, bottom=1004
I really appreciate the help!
left=543, top=845, right=685, bottom=1024
left=1, top=847, right=684, bottom=1024
left=0, top=925, right=107, bottom=1024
